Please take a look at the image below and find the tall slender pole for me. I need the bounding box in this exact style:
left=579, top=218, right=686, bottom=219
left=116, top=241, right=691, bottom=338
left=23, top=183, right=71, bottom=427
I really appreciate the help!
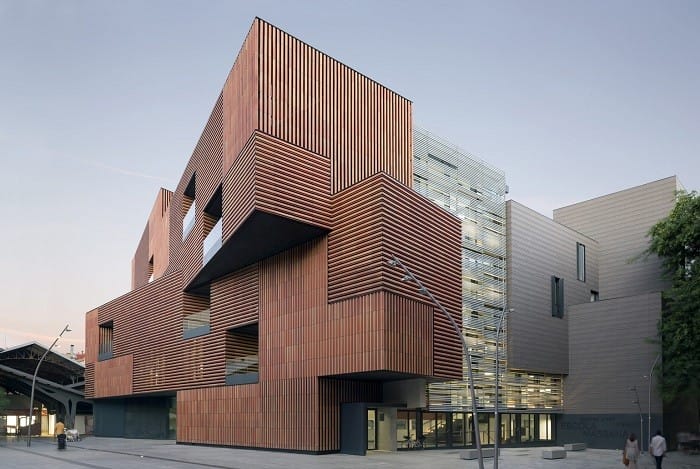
left=388, top=256, right=484, bottom=469
left=647, top=354, right=660, bottom=453
left=27, top=324, right=70, bottom=447
left=494, top=308, right=508, bottom=469
left=630, top=385, right=643, bottom=454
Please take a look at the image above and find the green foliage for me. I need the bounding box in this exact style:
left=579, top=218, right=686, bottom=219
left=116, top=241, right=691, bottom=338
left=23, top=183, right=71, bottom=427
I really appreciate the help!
left=647, top=191, right=700, bottom=403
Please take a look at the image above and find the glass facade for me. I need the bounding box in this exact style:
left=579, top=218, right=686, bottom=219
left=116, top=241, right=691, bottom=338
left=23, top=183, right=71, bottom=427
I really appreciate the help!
left=412, top=128, right=563, bottom=417
left=395, top=409, right=555, bottom=449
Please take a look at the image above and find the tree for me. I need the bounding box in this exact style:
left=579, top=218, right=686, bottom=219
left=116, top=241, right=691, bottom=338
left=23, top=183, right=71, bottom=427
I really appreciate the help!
left=647, top=191, right=700, bottom=404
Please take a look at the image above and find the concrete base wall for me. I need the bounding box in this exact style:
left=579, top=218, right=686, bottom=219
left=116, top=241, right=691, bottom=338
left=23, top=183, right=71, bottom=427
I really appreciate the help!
left=557, top=413, right=662, bottom=449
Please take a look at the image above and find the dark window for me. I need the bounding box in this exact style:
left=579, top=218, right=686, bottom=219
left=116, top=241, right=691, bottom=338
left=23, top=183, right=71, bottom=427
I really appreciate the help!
left=576, top=243, right=586, bottom=281
left=590, top=290, right=599, bottom=302
left=98, top=321, right=113, bottom=361
left=225, top=324, right=259, bottom=385
left=551, top=276, right=564, bottom=318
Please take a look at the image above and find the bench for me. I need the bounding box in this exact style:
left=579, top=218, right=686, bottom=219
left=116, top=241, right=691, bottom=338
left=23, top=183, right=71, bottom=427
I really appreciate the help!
left=564, top=442, right=586, bottom=451
left=460, top=448, right=498, bottom=459
left=542, top=449, right=567, bottom=459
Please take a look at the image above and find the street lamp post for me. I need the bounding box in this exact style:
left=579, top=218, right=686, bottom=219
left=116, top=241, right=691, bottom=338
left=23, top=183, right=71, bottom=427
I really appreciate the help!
left=388, top=256, right=484, bottom=469
left=26, top=324, right=71, bottom=447
left=630, top=385, right=643, bottom=453
left=647, top=354, right=661, bottom=453
left=494, top=308, right=511, bottom=469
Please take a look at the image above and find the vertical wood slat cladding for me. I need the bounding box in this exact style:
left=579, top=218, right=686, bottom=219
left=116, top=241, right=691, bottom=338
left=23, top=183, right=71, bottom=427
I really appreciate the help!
left=94, top=355, right=133, bottom=397
left=323, top=292, right=433, bottom=377
left=223, top=20, right=258, bottom=175
left=259, top=238, right=327, bottom=382
left=318, top=378, right=381, bottom=452
left=210, top=265, right=259, bottom=331
left=85, top=309, right=99, bottom=366
left=257, top=19, right=413, bottom=194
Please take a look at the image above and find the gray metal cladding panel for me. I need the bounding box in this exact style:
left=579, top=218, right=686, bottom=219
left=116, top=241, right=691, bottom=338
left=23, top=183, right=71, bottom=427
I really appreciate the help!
left=565, top=293, right=662, bottom=414
left=557, top=413, right=662, bottom=449
left=553, top=177, right=677, bottom=299
left=507, top=201, right=599, bottom=374
left=93, top=399, right=126, bottom=437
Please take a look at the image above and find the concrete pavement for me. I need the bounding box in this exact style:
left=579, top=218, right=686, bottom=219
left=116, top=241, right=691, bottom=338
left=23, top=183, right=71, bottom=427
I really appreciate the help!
left=2, top=436, right=699, bottom=468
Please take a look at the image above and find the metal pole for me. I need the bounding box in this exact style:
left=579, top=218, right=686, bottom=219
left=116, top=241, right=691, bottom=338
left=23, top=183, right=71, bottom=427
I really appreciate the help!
left=27, top=324, right=70, bottom=447
left=647, top=354, right=660, bottom=453
left=630, top=386, right=643, bottom=454
left=389, top=256, right=484, bottom=469
left=494, top=308, right=508, bottom=469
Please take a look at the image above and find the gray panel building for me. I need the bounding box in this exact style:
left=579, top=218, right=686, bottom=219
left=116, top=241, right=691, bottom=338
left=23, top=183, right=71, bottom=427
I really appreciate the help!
left=508, top=176, right=681, bottom=449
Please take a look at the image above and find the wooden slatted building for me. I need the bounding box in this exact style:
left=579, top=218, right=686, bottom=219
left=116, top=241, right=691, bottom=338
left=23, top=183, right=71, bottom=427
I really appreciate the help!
left=85, top=18, right=461, bottom=453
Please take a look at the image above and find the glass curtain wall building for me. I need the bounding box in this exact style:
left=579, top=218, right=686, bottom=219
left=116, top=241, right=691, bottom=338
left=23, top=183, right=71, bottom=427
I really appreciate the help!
left=412, top=128, right=562, bottom=446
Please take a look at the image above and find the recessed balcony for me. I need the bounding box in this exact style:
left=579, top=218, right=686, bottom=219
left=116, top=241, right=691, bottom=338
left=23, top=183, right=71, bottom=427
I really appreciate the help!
left=203, top=218, right=222, bottom=265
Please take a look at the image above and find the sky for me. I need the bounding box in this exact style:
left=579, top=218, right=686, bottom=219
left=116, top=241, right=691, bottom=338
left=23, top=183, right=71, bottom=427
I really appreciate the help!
left=1, top=0, right=698, bottom=352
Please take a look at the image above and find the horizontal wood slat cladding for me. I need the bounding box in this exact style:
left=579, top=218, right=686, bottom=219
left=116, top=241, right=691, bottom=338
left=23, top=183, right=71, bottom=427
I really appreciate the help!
left=222, top=134, right=257, bottom=241
left=222, top=131, right=331, bottom=242
left=131, top=225, right=150, bottom=290
left=257, top=19, right=413, bottom=194
left=254, top=132, right=331, bottom=227
left=94, top=354, right=133, bottom=397
left=210, top=265, right=259, bottom=331
left=168, top=94, right=223, bottom=280
left=150, top=188, right=172, bottom=280
left=328, top=172, right=462, bottom=379
left=84, top=363, right=95, bottom=398
left=223, top=19, right=258, bottom=175
left=133, top=188, right=172, bottom=289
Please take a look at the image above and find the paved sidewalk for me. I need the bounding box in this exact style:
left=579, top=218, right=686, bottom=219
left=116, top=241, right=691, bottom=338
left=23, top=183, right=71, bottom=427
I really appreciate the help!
left=1, top=436, right=699, bottom=468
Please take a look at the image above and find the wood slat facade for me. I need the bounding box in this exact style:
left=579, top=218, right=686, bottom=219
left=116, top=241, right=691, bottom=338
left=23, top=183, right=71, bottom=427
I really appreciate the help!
left=85, top=18, right=461, bottom=453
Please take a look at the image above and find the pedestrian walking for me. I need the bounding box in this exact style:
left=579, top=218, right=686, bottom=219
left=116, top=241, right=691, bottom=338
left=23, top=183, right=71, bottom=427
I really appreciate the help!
left=624, top=433, right=640, bottom=468
left=650, top=430, right=667, bottom=469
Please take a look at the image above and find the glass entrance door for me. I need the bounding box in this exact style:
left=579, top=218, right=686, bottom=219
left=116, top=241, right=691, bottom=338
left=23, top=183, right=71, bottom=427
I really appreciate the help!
left=367, top=409, right=377, bottom=450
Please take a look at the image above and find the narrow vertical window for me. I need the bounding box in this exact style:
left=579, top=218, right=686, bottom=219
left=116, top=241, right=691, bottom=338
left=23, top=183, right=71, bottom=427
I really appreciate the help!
left=182, top=173, right=196, bottom=240
left=98, top=321, right=114, bottom=361
left=551, top=276, right=564, bottom=318
left=576, top=243, right=586, bottom=282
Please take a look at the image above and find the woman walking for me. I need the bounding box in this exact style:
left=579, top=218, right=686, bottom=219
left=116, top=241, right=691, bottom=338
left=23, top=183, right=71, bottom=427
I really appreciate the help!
left=624, top=433, right=640, bottom=468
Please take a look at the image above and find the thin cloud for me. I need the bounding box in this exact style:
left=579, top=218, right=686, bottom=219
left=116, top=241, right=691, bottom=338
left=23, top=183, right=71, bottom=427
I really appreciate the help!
left=78, top=158, right=174, bottom=183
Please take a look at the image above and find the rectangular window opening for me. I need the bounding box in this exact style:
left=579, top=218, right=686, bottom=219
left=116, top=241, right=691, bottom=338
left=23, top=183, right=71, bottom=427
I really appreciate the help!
left=576, top=243, right=586, bottom=282
left=226, top=324, right=259, bottom=385
left=98, top=321, right=114, bottom=361
left=183, top=293, right=210, bottom=339
left=551, top=276, right=564, bottom=318
left=203, top=186, right=223, bottom=264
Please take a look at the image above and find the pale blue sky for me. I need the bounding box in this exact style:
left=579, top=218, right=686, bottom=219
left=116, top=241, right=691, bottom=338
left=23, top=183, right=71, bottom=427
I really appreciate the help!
left=1, top=0, right=698, bottom=351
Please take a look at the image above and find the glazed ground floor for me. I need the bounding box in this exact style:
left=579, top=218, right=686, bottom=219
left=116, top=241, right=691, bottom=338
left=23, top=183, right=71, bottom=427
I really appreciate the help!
left=92, top=392, right=557, bottom=454
left=369, top=409, right=555, bottom=453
